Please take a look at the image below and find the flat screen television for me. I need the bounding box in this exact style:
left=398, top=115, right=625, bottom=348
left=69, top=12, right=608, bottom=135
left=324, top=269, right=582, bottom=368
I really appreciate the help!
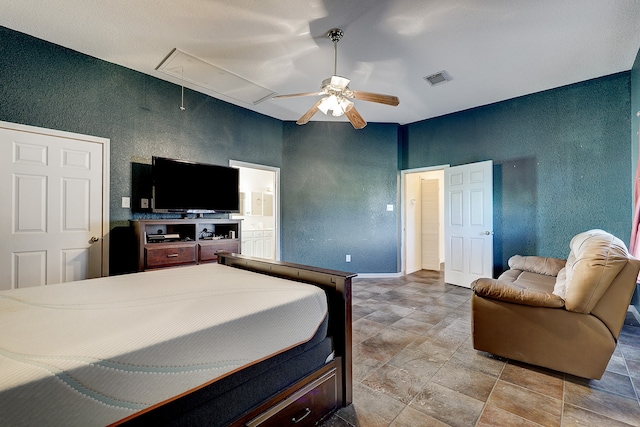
left=152, top=156, right=240, bottom=213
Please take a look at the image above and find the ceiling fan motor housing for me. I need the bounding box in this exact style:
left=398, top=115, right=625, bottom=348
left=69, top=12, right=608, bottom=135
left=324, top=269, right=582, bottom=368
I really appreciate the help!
left=327, top=28, right=344, bottom=43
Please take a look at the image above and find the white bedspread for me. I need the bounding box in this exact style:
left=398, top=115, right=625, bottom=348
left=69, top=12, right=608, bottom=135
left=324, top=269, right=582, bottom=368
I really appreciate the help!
left=0, top=263, right=328, bottom=426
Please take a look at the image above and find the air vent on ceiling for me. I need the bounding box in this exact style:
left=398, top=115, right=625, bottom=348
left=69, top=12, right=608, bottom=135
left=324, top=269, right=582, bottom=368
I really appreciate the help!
left=156, top=48, right=275, bottom=105
left=423, top=71, right=450, bottom=86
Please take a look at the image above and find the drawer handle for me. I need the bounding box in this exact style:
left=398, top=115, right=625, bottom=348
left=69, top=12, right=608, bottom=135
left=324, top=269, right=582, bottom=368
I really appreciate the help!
left=166, top=254, right=179, bottom=258
left=291, top=408, right=311, bottom=424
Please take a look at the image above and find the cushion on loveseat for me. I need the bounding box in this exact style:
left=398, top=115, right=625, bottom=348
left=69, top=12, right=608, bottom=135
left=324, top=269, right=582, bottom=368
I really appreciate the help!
left=472, top=277, right=564, bottom=308
left=508, top=255, right=566, bottom=277
left=553, top=229, right=631, bottom=313
left=471, top=254, right=565, bottom=307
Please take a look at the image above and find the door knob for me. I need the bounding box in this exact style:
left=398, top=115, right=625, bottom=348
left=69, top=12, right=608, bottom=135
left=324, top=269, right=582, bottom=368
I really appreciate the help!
left=484, top=231, right=494, bottom=235
left=89, top=236, right=100, bottom=243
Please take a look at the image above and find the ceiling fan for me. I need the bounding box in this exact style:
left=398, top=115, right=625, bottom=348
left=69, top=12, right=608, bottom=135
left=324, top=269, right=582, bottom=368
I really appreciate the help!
left=272, top=28, right=399, bottom=129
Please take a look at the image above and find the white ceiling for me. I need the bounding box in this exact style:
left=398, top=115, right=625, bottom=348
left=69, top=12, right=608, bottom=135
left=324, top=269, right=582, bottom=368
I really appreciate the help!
left=2, top=0, right=640, bottom=126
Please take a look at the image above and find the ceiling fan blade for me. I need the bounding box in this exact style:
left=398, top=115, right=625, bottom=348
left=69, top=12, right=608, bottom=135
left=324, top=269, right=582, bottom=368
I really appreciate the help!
left=344, top=106, right=367, bottom=129
left=352, top=90, right=400, bottom=106
left=296, top=99, right=324, bottom=125
left=272, top=91, right=322, bottom=100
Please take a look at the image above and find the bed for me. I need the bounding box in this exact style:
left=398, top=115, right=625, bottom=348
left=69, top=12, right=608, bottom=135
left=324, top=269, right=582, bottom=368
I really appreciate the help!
left=0, top=253, right=354, bottom=426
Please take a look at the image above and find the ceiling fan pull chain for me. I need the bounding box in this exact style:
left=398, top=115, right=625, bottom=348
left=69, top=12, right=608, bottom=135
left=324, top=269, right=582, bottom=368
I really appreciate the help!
left=180, top=65, right=186, bottom=111
left=334, top=40, right=337, bottom=75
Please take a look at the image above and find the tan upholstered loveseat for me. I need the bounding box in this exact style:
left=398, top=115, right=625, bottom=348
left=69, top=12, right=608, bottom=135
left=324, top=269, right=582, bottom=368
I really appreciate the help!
left=471, top=229, right=640, bottom=379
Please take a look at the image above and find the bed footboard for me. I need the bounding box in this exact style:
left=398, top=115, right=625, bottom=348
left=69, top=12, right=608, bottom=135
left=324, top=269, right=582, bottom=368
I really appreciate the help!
left=217, top=252, right=354, bottom=408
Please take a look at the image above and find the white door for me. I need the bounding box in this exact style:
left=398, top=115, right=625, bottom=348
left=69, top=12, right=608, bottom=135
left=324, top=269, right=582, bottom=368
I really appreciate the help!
left=0, top=123, right=109, bottom=290
left=444, top=160, right=493, bottom=288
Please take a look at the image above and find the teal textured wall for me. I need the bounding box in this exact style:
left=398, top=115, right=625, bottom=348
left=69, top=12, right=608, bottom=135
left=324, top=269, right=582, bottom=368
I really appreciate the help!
left=0, top=26, right=283, bottom=228
left=404, top=73, right=632, bottom=270
left=0, top=26, right=401, bottom=274
left=0, top=26, right=283, bottom=273
left=281, top=122, right=400, bottom=272
left=0, top=25, right=636, bottom=276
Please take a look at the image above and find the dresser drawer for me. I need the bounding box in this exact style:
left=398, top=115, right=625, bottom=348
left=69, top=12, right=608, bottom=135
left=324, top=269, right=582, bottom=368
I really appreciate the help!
left=198, top=240, right=240, bottom=262
left=246, top=367, right=337, bottom=427
left=145, top=244, right=196, bottom=268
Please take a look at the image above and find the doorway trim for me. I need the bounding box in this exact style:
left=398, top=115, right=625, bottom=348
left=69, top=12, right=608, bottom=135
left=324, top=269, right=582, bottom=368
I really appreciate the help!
left=229, top=160, right=281, bottom=260
left=400, top=164, right=449, bottom=276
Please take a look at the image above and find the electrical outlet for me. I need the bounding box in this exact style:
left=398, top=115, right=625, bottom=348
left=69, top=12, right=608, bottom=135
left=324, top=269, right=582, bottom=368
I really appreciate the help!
left=140, top=198, right=149, bottom=209
left=386, top=204, right=394, bottom=211
left=346, top=254, right=351, bottom=262
left=121, top=197, right=130, bottom=208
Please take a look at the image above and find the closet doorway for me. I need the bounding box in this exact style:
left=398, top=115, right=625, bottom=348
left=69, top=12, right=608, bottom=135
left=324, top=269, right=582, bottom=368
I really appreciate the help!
left=402, top=161, right=494, bottom=285
left=402, top=166, right=446, bottom=275
left=229, top=160, right=279, bottom=260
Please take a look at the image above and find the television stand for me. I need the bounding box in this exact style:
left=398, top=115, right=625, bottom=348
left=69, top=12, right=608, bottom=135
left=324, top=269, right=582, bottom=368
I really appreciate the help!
left=131, top=218, right=242, bottom=271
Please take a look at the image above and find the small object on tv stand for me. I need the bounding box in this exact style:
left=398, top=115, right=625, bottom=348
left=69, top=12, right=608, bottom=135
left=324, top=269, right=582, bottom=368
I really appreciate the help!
left=147, top=233, right=180, bottom=242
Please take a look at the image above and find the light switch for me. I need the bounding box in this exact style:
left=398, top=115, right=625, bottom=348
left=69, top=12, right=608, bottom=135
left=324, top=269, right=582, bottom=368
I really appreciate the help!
left=141, top=198, right=149, bottom=209
left=121, top=197, right=130, bottom=208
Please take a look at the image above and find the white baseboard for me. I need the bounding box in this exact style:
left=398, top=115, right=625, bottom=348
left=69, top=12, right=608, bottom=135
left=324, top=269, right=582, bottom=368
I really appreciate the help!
left=355, top=272, right=403, bottom=279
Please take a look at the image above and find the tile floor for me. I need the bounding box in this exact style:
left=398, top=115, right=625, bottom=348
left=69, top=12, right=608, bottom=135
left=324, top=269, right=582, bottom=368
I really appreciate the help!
left=321, top=270, right=640, bottom=427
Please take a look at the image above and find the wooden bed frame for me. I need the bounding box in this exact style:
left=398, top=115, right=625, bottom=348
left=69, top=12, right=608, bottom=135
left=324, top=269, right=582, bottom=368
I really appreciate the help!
left=1, top=251, right=352, bottom=426
left=218, top=253, right=354, bottom=426
left=118, top=253, right=354, bottom=426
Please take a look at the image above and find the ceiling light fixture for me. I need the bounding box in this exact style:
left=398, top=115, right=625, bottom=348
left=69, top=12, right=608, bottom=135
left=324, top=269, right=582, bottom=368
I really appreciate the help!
left=317, top=90, right=354, bottom=117
left=272, top=29, right=399, bottom=129
left=316, top=30, right=352, bottom=118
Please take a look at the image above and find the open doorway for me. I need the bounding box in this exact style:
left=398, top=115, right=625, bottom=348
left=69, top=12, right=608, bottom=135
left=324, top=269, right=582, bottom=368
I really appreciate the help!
left=403, top=161, right=494, bottom=285
left=402, top=166, right=447, bottom=275
left=229, top=160, right=280, bottom=260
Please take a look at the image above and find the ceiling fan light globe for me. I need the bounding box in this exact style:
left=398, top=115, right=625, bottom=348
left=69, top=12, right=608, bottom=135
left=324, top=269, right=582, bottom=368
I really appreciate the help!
left=339, top=97, right=353, bottom=113
left=319, top=95, right=345, bottom=116
left=318, top=96, right=331, bottom=114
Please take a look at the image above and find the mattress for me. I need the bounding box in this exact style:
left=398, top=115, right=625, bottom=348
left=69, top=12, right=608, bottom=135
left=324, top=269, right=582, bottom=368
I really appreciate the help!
left=0, top=263, right=328, bottom=426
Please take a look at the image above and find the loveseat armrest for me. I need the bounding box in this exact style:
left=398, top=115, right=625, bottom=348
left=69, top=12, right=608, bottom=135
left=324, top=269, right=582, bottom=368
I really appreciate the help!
left=508, top=255, right=566, bottom=277
left=471, top=278, right=565, bottom=308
